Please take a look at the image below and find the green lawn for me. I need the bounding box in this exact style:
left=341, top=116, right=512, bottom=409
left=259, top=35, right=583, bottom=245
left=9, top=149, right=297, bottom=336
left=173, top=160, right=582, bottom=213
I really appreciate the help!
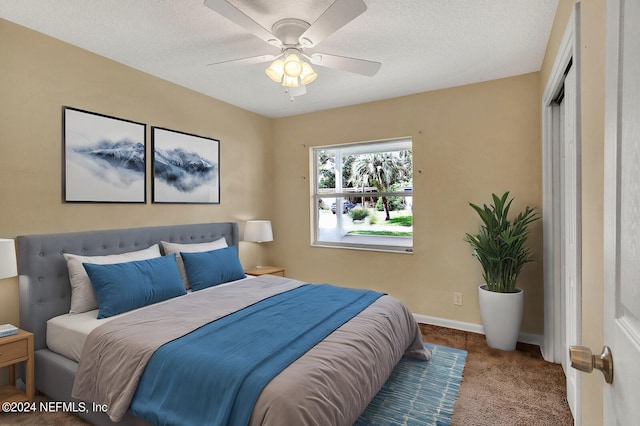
left=347, top=210, right=413, bottom=237
left=347, top=230, right=412, bottom=237
left=387, top=215, right=412, bottom=226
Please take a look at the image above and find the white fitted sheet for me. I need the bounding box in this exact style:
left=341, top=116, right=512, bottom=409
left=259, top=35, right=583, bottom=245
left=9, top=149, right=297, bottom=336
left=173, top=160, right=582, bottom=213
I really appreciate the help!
left=47, top=309, right=113, bottom=362
left=46, top=276, right=255, bottom=362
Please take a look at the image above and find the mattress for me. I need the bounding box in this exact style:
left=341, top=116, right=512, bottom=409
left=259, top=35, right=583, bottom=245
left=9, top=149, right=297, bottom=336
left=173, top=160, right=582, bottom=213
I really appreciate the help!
left=46, top=276, right=256, bottom=362
left=47, top=309, right=112, bottom=362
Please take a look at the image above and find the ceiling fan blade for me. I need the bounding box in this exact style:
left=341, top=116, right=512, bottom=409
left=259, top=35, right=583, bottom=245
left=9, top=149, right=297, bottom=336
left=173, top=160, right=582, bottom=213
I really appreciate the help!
left=207, top=54, right=278, bottom=69
left=309, top=53, right=381, bottom=77
left=299, top=0, right=367, bottom=47
left=203, top=0, right=280, bottom=46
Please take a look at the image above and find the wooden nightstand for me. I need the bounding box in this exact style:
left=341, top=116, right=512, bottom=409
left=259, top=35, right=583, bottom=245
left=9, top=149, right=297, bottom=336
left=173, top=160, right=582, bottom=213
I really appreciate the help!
left=0, top=329, right=34, bottom=407
left=244, top=266, right=285, bottom=277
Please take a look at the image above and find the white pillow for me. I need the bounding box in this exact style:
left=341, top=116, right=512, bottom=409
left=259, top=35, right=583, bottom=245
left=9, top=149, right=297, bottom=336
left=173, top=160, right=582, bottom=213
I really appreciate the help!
left=161, top=238, right=228, bottom=289
left=64, top=244, right=162, bottom=314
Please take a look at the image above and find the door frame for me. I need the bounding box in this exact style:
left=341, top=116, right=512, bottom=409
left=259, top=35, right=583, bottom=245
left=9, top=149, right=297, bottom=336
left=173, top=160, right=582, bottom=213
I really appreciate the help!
left=541, top=2, right=581, bottom=422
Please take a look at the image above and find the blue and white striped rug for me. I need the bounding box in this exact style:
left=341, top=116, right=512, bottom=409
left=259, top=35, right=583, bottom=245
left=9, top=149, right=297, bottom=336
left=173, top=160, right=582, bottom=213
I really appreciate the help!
left=355, top=344, right=467, bottom=426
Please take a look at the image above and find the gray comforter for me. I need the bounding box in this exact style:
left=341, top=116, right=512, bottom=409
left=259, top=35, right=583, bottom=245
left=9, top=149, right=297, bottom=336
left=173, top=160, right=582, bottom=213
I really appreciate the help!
left=72, top=275, right=430, bottom=425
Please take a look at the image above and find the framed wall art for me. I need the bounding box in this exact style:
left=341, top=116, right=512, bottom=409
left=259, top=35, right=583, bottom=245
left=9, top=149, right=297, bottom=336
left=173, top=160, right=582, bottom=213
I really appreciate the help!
left=151, top=127, right=220, bottom=204
left=63, top=106, right=146, bottom=203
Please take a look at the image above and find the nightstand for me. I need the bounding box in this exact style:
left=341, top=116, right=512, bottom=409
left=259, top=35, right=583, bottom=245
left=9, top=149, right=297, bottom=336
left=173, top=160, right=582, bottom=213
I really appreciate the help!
left=0, top=329, right=34, bottom=407
left=244, top=266, right=285, bottom=277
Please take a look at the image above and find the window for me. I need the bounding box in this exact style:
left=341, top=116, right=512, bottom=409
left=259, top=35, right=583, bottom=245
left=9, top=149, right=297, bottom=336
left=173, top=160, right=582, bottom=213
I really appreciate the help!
left=312, top=138, right=413, bottom=253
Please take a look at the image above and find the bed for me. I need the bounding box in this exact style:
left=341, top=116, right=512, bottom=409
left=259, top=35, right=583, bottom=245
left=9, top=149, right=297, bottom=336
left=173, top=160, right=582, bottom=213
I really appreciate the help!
left=17, top=222, right=429, bottom=425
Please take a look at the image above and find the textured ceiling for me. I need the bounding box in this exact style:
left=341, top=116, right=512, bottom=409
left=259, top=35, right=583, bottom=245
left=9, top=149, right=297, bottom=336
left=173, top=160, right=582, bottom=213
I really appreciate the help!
left=0, top=0, right=558, bottom=118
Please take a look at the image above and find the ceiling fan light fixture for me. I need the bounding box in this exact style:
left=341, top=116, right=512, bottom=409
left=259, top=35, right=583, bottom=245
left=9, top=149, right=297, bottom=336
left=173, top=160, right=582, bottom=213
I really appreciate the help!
left=281, top=75, right=299, bottom=87
left=265, top=59, right=284, bottom=83
left=266, top=55, right=316, bottom=88
left=299, top=62, right=318, bottom=85
left=205, top=0, right=382, bottom=98
left=283, top=53, right=303, bottom=78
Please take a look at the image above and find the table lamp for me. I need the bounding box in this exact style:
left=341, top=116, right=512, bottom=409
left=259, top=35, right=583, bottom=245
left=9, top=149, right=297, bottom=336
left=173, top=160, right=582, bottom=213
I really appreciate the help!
left=244, top=220, right=273, bottom=268
left=0, top=239, right=17, bottom=280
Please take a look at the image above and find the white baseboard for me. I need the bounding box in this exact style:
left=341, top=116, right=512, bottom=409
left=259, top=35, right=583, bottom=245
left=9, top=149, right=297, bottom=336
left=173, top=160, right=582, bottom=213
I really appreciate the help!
left=413, top=313, right=544, bottom=348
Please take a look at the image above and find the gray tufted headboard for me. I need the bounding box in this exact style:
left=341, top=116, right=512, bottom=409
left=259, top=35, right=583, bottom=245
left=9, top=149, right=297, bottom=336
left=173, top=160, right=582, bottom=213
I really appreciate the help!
left=17, top=222, right=239, bottom=350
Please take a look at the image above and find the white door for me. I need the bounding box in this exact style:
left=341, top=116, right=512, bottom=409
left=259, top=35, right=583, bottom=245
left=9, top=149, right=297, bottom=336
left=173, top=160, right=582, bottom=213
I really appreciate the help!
left=561, top=64, right=581, bottom=422
left=603, top=0, right=640, bottom=423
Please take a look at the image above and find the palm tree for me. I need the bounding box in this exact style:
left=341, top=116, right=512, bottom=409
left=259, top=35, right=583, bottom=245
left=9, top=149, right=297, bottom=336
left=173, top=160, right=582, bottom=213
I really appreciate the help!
left=350, top=151, right=411, bottom=220
left=316, top=150, right=335, bottom=189
left=316, top=151, right=356, bottom=190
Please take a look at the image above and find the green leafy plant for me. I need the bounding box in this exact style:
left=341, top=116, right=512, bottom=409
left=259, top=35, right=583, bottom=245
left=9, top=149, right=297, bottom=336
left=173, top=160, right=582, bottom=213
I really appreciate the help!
left=348, top=207, right=370, bottom=221
left=375, top=195, right=405, bottom=212
left=464, top=192, right=540, bottom=293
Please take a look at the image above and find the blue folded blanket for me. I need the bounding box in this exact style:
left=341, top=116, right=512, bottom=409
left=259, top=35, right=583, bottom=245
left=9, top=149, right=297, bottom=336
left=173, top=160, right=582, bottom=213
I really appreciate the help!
left=129, top=283, right=384, bottom=426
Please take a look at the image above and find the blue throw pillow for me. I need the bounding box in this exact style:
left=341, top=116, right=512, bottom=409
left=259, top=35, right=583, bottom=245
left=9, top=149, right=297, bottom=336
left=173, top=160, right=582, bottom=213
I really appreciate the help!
left=181, top=247, right=246, bottom=291
left=84, top=254, right=186, bottom=319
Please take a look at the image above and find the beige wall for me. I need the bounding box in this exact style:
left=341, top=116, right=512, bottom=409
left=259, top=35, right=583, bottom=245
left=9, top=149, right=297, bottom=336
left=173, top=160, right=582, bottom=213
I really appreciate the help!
left=2, top=4, right=587, bottom=400
left=0, top=1, right=612, bottom=420
left=540, top=0, right=606, bottom=424
left=271, top=73, right=544, bottom=335
left=0, top=19, right=273, bottom=327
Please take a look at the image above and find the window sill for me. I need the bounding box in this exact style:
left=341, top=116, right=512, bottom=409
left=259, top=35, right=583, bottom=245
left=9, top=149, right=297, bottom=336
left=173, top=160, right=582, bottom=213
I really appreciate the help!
left=311, top=241, right=413, bottom=254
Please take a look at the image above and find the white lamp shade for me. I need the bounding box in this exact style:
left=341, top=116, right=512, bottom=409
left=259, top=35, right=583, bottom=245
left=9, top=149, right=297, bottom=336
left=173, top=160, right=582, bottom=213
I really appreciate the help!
left=300, top=62, right=318, bottom=85
left=244, top=221, right=273, bottom=243
left=265, top=59, right=284, bottom=83
left=283, top=53, right=303, bottom=77
left=0, top=239, right=17, bottom=279
left=281, top=74, right=299, bottom=87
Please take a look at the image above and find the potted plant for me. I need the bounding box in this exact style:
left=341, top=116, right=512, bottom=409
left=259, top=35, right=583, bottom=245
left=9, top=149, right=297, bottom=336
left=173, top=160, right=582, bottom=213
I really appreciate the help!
left=464, top=191, right=540, bottom=350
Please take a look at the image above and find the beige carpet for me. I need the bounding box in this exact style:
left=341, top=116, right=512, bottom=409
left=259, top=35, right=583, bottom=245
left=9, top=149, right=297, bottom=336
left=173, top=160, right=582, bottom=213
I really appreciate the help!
left=1, top=324, right=573, bottom=425
left=421, top=324, right=574, bottom=426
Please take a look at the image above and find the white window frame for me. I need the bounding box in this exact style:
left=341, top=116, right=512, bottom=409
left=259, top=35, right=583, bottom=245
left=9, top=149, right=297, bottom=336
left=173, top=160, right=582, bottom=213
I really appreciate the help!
left=311, top=137, right=413, bottom=253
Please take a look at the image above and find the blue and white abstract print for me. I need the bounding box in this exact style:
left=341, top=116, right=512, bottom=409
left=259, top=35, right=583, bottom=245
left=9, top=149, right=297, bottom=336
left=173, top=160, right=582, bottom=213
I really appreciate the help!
left=152, top=128, right=219, bottom=203
left=153, top=147, right=217, bottom=193
left=64, top=108, right=146, bottom=202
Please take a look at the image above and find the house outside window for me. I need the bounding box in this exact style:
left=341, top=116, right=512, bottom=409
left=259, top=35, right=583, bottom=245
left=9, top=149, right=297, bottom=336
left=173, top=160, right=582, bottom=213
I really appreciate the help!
left=312, top=138, right=413, bottom=253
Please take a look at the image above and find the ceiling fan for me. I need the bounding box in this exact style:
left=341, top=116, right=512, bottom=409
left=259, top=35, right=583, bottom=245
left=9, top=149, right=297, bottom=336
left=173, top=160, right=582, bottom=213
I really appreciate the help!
left=203, top=0, right=382, bottom=97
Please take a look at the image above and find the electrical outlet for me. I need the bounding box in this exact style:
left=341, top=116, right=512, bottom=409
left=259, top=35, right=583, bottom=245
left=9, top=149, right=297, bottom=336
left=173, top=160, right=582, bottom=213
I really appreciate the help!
left=453, top=292, right=463, bottom=306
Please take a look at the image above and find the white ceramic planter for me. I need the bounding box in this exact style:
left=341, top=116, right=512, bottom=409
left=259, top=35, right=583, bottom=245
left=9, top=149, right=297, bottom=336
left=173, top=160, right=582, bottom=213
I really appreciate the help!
left=478, top=284, right=524, bottom=351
